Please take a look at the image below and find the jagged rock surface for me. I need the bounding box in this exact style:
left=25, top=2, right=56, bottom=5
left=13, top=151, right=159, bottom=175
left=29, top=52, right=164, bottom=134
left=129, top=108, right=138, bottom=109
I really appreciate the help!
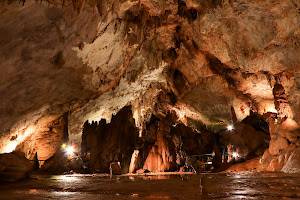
left=0, top=151, right=34, bottom=182
left=0, top=0, right=299, bottom=173
left=81, top=106, right=139, bottom=173
left=81, top=108, right=215, bottom=173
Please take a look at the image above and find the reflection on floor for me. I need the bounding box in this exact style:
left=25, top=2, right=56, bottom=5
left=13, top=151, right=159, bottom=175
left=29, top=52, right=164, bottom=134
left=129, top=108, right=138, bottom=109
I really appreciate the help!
left=0, top=172, right=299, bottom=199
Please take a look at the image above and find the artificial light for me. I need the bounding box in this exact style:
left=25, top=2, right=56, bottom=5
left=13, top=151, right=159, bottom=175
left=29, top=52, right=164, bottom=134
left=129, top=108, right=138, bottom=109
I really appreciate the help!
left=232, top=152, right=239, bottom=158
left=227, top=125, right=234, bottom=131
left=66, top=146, right=75, bottom=155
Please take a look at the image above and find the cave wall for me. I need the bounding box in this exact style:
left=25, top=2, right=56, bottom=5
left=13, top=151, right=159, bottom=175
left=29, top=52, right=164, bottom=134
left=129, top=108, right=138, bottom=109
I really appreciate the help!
left=81, top=106, right=216, bottom=173
left=141, top=115, right=178, bottom=172
left=0, top=0, right=299, bottom=172
left=0, top=0, right=143, bottom=153
left=135, top=114, right=216, bottom=172
left=225, top=83, right=300, bottom=173
left=259, top=84, right=300, bottom=173
left=219, top=113, right=270, bottom=159
left=137, top=114, right=216, bottom=172
left=0, top=2, right=98, bottom=153
left=15, top=113, right=68, bottom=162
left=81, top=106, right=139, bottom=173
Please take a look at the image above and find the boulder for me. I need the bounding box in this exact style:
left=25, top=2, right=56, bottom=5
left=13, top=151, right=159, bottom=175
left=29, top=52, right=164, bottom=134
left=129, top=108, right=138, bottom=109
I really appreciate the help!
left=224, top=157, right=261, bottom=172
left=41, top=151, right=83, bottom=174
left=0, top=151, right=33, bottom=182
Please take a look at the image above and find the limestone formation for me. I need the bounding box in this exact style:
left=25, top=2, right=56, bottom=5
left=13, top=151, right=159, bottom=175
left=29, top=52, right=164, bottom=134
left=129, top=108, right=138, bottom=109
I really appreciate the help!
left=0, top=151, right=34, bottom=182
left=0, top=0, right=299, bottom=176
left=81, top=106, right=139, bottom=173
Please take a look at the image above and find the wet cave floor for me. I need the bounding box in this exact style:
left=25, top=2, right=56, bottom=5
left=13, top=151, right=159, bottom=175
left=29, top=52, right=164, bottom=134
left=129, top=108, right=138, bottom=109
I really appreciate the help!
left=0, top=172, right=299, bottom=200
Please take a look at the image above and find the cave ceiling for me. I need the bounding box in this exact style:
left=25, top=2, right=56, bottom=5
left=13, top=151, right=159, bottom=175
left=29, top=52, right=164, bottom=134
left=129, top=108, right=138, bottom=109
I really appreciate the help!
left=0, top=0, right=299, bottom=152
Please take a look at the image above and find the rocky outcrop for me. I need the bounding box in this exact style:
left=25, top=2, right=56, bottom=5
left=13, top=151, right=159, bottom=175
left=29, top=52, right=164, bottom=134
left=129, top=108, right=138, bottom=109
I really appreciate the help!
left=258, top=84, right=300, bottom=173
left=281, top=147, right=300, bottom=173
left=15, top=114, right=69, bottom=164
left=259, top=119, right=300, bottom=173
left=224, top=157, right=261, bottom=172
left=136, top=113, right=216, bottom=172
left=273, top=84, right=294, bottom=119
left=41, top=151, right=84, bottom=174
left=0, top=151, right=34, bottom=182
left=227, top=84, right=300, bottom=173
left=219, top=113, right=270, bottom=160
left=81, top=107, right=216, bottom=173
left=81, top=106, right=139, bottom=173
left=141, top=115, right=178, bottom=172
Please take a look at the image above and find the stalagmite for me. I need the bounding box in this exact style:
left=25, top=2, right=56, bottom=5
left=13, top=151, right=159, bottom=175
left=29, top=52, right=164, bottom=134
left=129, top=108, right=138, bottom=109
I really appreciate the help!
left=129, top=150, right=139, bottom=173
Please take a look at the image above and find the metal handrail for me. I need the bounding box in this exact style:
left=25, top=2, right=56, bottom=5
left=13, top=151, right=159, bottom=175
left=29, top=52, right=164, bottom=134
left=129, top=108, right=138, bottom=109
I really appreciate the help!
left=186, top=154, right=213, bottom=158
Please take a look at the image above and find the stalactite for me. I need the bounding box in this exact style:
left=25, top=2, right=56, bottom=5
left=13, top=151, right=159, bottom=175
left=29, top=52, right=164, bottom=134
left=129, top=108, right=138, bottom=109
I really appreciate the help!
left=148, top=52, right=154, bottom=69
left=96, top=0, right=108, bottom=17
left=161, top=0, right=166, bottom=15
left=153, top=52, right=159, bottom=69
left=71, top=0, right=77, bottom=11
left=111, top=0, right=120, bottom=16
left=230, top=106, right=237, bottom=123
left=136, top=26, right=142, bottom=44
left=141, top=9, right=148, bottom=27
left=96, top=3, right=102, bottom=16
left=78, top=0, right=86, bottom=15
left=157, top=50, right=162, bottom=68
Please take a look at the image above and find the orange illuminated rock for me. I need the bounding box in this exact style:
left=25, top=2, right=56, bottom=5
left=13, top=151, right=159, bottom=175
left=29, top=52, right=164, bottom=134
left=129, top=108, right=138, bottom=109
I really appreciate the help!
left=143, top=117, right=176, bottom=172
left=259, top=149, right=272, bottom=169
left=15, top=114, right=68, bottom=164
left=224, top=157, right=260, bottom=172
left=273, top=84, right=294, bottom=119
left=263, top=112, right=278, bottom=139
left=269, top=135, right=289, bottom=156
left=278, top=118, right=300, bottom=144
left=254, top=83, right=300, bottom=173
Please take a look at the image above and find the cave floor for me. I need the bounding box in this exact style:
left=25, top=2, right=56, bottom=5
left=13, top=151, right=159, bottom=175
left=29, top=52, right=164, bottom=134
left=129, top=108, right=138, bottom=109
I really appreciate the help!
left=0, top=172, right=299, bottom=200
